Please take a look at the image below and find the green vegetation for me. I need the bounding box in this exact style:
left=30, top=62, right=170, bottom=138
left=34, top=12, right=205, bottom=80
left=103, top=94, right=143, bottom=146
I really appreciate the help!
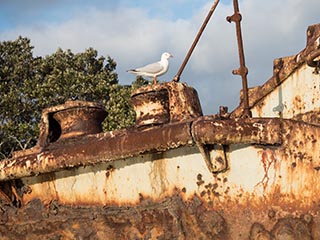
left=0, top=37, right=147, bottom=159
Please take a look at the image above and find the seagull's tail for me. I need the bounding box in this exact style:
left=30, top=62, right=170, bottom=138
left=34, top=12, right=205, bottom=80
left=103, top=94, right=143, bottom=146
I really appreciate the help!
left=127, top=69, right=138, bottom=74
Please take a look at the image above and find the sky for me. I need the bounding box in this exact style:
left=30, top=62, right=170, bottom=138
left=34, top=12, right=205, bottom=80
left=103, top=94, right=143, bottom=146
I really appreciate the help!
left=0, top=0, right=319, bottom=114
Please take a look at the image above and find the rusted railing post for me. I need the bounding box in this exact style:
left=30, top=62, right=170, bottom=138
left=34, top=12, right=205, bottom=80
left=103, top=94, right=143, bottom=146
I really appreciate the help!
left=227, top=0, right=252, bottom=118
left=173, top=0, right=220, bottom=82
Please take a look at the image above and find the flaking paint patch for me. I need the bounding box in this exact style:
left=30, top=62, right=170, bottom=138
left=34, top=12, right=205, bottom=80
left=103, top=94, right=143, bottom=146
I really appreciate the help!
left=227, top=145, right=269, bottom=196
left=251, top=64, right=320, bottom=122
left=149, top=156, right=169, bottom=198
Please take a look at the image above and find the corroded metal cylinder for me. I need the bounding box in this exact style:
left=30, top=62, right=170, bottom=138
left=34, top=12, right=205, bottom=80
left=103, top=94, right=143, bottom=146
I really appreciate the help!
left=52, top=100, right=107, bottom=140
left=130, top=89, right=170, bottom=127
left=131, top=82, right=203, bottom=128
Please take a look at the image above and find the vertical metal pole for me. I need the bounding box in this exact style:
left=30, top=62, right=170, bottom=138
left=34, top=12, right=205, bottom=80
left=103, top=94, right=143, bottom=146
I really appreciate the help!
left=173, top=0, right=220, bottom=82
left=227, top=0, right=251, bottom=118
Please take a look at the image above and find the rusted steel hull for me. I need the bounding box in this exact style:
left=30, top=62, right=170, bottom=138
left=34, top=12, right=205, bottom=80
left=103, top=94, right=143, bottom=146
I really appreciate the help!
left=17, top=120, right=318, bottom=209
left=0, top=117, right=285, bottom=181
left=0, top=118, right=318, bottom=239
left=0, top=24, right=319, bottom=239
left=0, top=195, right=230, bottom=239
left=0, top=195, right=314, bottom=239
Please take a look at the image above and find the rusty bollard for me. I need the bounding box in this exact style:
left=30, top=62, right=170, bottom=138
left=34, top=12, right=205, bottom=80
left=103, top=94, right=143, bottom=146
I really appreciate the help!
left=12, top=100, right=107, bottom=158
left=51, top=100, right=107, bottom=140
left=130, top=82, right=203, bottom=128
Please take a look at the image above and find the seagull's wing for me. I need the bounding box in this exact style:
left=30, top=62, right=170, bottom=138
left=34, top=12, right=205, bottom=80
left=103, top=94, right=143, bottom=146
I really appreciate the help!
left=136, top=62, right=163, bottom=74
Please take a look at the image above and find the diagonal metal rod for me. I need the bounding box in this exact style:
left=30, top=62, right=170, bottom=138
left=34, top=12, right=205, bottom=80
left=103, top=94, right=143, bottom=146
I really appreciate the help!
left=227, top=0, right=252, bottom=118
left=173, top=0, right=220, bottom=82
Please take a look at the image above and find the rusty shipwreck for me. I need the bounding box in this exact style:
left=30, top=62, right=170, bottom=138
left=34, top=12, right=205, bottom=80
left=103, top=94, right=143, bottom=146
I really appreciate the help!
left=0, top=4, right=320, bottom=240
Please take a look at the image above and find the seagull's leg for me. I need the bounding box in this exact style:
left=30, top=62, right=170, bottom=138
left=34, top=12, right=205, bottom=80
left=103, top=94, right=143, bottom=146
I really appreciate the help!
left=153, top=76, right=157, bottom=85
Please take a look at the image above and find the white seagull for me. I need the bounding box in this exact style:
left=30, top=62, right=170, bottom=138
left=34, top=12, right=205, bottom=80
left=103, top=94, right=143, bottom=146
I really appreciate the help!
left=127, top=52, right=173, bottom=84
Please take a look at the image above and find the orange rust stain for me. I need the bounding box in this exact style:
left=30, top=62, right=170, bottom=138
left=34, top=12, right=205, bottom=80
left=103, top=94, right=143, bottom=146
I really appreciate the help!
left=292, top=95, right=306, bottom=112
left=256, top=149, right=276, bottom=191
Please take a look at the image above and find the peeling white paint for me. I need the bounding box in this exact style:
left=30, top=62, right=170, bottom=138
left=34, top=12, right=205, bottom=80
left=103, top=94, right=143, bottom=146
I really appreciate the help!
left=252, top=64, right=320, bottom=119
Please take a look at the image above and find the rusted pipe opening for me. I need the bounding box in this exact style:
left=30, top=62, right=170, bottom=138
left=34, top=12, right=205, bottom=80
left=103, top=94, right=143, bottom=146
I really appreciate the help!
left=52, top=104, right=107, bottom=140
left=40, top=100, right=107, bottom=144
left=47, top=113, right=61, bottom=143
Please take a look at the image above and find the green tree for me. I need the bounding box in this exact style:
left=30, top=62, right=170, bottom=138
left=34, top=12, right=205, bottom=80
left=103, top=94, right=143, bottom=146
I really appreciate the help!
left=0, top=37, right=145, bottom=159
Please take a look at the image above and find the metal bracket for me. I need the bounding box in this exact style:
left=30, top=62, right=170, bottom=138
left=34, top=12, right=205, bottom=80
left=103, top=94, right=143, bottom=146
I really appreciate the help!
left=196, top=143, right=229, bottom=174
left=226, top=11, right=242, bottom=23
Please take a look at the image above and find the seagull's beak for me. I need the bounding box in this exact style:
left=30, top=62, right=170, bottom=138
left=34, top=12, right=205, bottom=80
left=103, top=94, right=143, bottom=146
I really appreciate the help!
left=169, top=54, right=173, bottom=58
